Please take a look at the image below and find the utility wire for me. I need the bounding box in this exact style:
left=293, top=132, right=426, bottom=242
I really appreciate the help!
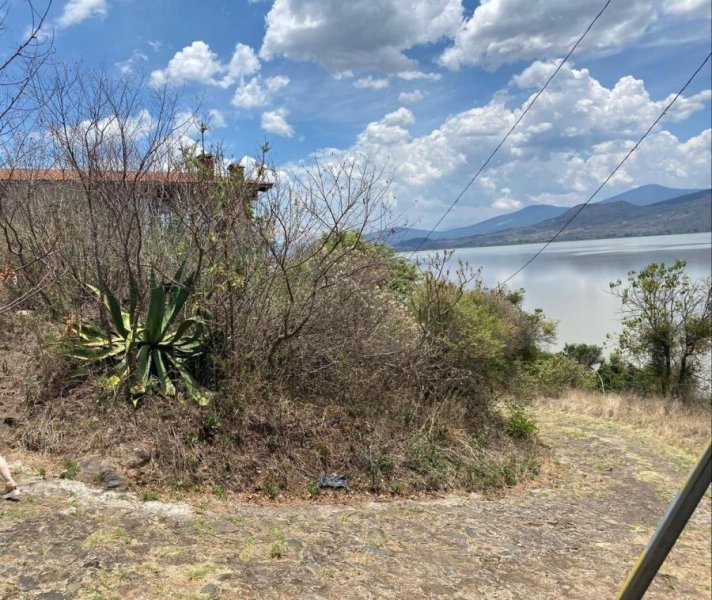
left=498, top=51, right=712, bottom=287
left=408, top=0, right=613, bottom=256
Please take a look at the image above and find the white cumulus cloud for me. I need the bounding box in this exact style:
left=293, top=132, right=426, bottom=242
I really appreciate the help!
left=262, top=107, right=294, bottom=137
left=440, top=0, right=710, bottom=70
left=222, top=43, right=262, bottom=87
left=260, top=0, right=463, bottom=73
left=232, top=75, right=290, bottom=109
left=297, top=61, right=711, bottom=227
left=57, top=0, right=107, bottom=28
left=663, top=0, right=712, bottom=17
left=115, top=50, right=148, bottom=75
left=150, top=41, right=261, bottom=88
left=399, top=90, right=425, bottom=104
left=492, top=195, right=522, bottom=210
left=396, top=71, right=442, bottom=81
left=208, top=109, right=227, bottom=129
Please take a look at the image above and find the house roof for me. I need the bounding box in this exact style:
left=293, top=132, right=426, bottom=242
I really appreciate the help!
left=0, top=168, right=272, bottom=191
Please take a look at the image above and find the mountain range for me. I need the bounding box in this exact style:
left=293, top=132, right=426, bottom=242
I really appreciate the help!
left=381, top=185, right=711, bottom=251
left=596, top=184, right=702, bottom=206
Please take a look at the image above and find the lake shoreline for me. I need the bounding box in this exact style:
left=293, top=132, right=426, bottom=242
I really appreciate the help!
left=401, top=230, right=712, bottom=257
left=408, top=232, right=712, bottom=350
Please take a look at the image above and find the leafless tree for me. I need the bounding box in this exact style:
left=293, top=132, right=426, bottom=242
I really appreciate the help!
left=0, top=1, right=53, bottom=314
left=248, top=158, right=393, bottom=361
left=0, top=0, right=52, bottom=137
left=1, top=65, right=196, bottom=316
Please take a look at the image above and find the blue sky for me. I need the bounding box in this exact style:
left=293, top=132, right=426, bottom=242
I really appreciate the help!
left=4, top=0, right=712, bottom=228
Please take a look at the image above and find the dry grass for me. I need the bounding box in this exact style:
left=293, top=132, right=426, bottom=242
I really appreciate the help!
left=0, top=297, right=554, bottom=500
left=536, top=390, right=711, bottom=456
left=14, top=380, right=544, bottom=500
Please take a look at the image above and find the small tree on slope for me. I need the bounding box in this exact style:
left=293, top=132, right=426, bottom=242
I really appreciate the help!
left=610, top=260, right=711, bottom=398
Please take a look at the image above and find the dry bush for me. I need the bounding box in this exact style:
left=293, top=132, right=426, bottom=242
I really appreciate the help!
left=0, top=66, right=199, bottom=315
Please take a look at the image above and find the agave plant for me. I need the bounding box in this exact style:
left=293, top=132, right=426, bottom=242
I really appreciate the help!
left=67, top=264, right=209, bottom=405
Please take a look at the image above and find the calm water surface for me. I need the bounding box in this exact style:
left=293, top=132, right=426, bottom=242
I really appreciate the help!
left=412, top=233, right=712, bottom=350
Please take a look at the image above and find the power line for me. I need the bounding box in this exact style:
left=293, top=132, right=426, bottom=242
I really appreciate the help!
left=498, top=50, right=712, bottom=287
left=408, top=0, right=613, bottom=256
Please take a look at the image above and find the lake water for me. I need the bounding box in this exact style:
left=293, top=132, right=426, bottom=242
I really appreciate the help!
left=411, top=232, right=712, bottom=351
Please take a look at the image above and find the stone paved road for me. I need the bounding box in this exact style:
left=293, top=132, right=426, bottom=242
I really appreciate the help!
left=1, top=407, right=710, bottom=599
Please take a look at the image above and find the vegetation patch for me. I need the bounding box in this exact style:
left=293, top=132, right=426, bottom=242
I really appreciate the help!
left=504, top=405, right=538, bottom=439
left=1, top=69, right=706, bottom=501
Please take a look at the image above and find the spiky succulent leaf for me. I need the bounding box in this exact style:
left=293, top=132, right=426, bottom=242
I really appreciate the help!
left=68, top=270, right=207, bottom=405
left=100, top=286, right=130, bottom=339
left=129, top=344, right=152, bottom=400
left=73, top=322, right=106, bottom=338
left=152, top=349, right=176, bottom=396
left=161, top=264, right=196, bottom=336
left=167, top=354, right=209, bottom=405
left=145, top=282, right=166, bottom=343
left=65, top=343, right=126, bottom=361
left=166, top=317, right=204, bottom=346
left=172, top=262, right=186, bottom=290
left=172, top=340, right=203, bottom=356
left=71, top=325, right=114, bottom=348
left=113, top=355, right=129, bottom=380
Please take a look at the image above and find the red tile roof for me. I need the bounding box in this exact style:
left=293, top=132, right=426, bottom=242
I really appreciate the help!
left=0, top=168, right=198, bottom=183
left=0, top=168, right=272, bottom=190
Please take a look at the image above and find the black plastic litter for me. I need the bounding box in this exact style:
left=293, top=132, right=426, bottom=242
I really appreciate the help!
left=317, top=474, right=349, bottom=490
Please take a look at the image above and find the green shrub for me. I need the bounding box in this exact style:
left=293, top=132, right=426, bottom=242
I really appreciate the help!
left=529, top=353, right=597, bottom=397
left=306, top=480, right=320, bottom=497
left=322, top=231, right=419, bottom=303
left=211, top=484, right=228, bottom=500
left=597, top=351, right=656, bottom=395
left=611, top=260, right=712, bottom=398
left=562, top=343, right=603, bottom=369
left=412, top=274, right=556, bottom=398
left=407, top=437, right=447, bottom=475
left=504, top=405, right=537, bottom=439
left=201, top=413, right=222, bottom=441
left=60, top=458, right=79, bottom=480
left=269, top=541, right=287, bottom=559
left=262, top=481, right=280, bottom=499
left=465, top=456, right=541, bottom=492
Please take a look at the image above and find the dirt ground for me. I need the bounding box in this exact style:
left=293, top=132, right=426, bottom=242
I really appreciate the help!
left=1, top=402, right=710, bottom=600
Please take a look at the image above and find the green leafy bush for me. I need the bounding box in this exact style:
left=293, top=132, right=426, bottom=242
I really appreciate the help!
left=262, top=481, right=281, bottom=499
left=412, top=272, right=556, bottom=399
left=504, top=405, right=538, bottom=439
left=596, top=351, right=656, bottom=395
left=528, top=353, right=597, bottom=397
left=60, top=458, right=79, bottom=480
left=65, top=264, right=208, bottom=405
left=562, top=343, right=604, bottom=369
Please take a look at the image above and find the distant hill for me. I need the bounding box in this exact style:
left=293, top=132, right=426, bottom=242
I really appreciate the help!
left=394, top=189, right=712, bottom=251
left=597, top=184, right=701, bottom=206
left=371, top=203, right=566, bottom=244
left=368, top=226, right=432, bottom=245
left=430, top=204, right=568, bottom=239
